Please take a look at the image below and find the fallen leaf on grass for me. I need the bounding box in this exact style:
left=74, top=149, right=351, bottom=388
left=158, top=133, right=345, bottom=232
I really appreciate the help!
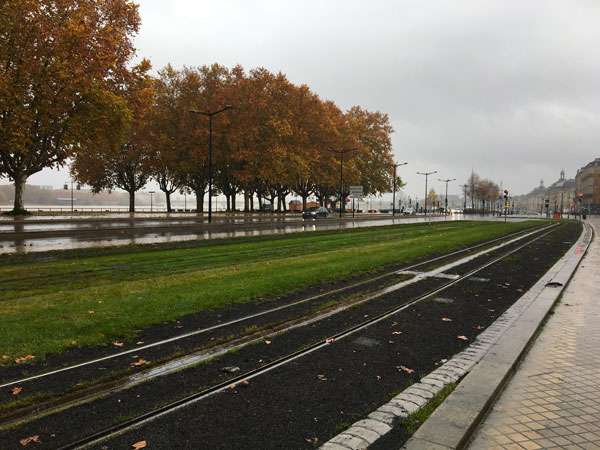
left=442, top=317, right=452, bottom=322
left=392, top=331, right=403, bottom=335
left=113, top=342, right=124, bottom=347
left=70, top=341, right=77, bottom=345
left=14, top=355, right=35, bottom=363
left=132, top=441, right=147, bottom=449
left=10, top=387, right=22, bottom=395
left=19, top=435, right=40, bottom=446
left=88, top=310, right=94, bottom=314
left=396, top=365, right=414, bottom=374
left=98, top=300, right=103, bottom=304
left=2, top=355, right=8, bottom=359
left=325, top=338, right=335, bottom=343
left=130, top=358, right=149, bottom=367
left=457, top=335, right=469, bottom=340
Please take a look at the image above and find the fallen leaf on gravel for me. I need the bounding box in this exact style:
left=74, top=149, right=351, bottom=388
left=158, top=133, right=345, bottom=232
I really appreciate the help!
left=389, top=340, right=394, bottom=344
left=377, top=375, right=382, bottom=380
left=113, top=342, right=124, bottom=347
left=19, top=435, right=40, bottom=446
left=88, top=310, right=94, bottom=314
left=130, top=358, right=149, bottom=367
left=504, top=283, right=510, bottom=286
left=364, top=314, right=369, bottom=318
left=392, top=322, right=398, bottom=326
left=392, top=331, right=403, bottom=335
left=474, top=325, right=484, bottom=330
left=516, top=289, right=524, bottom=293
left=396, top=365, right=414, bottom=374
left=457, top=335, right=468, bottom=340
left=136, top=341, right=144, bottom=345
left=325, top=338, right=335, bottom=343
left=442, top=318, right=452, bottom=322
left=10, top=387, right=22, bottom=395
left=14, top=355, right=35, bottom=363
left=131, top=441, right=146, bottom=449
left=264, top=340, right=271, bottom=345
left=305, top=437, right=318, bottom=444
left=317, top=374, right=327, bottom=381
left=229, top=384, right=236, bottom=389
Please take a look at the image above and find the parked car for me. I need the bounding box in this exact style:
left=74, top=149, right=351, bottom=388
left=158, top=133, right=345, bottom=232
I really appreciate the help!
left=302, top=206, right=330, bottom=219
left=402, top=207, right=415, bottom=215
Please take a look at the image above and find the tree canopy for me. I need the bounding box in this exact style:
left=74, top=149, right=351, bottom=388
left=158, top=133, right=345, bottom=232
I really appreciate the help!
left=0, top=0, right=140, bottom=212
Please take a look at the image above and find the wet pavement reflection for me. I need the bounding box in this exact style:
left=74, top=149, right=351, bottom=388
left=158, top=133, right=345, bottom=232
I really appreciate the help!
left=0, top=213, right=520, bottom=254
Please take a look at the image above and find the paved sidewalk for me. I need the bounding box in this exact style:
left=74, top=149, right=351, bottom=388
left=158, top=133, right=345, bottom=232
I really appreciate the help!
left=467, top=218, right=600, bottom=449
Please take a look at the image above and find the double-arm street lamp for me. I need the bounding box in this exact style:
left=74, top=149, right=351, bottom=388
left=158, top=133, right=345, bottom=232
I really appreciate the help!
left=392, top=162, right=408, bottom=216
left=327, top=147, right=358, bottom=218
left=190, top=105, right=234, bottom=223
left=438, top=178, right=455, bottom=219
left=417, top=171, right=437, bottom=218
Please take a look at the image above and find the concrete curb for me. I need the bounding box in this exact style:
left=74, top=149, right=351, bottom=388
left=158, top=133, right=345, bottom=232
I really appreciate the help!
left=320, top=222, right=593, bottom=450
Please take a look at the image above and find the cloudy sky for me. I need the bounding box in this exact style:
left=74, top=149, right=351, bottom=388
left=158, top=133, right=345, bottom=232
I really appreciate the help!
left=18, top=0, right=600, bottom=200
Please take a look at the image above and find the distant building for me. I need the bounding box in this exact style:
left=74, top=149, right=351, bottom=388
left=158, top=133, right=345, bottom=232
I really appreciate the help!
left=519, top=170, right=576, bottom=214
left=575, top=158, right=600, bottom=214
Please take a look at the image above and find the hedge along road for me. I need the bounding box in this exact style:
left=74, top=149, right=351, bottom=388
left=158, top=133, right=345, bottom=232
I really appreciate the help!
left=0, top=221, right=541, bottom=365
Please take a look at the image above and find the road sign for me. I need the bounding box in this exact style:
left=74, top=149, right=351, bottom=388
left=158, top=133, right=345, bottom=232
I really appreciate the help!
left=349, top=185, right=363, bottom=199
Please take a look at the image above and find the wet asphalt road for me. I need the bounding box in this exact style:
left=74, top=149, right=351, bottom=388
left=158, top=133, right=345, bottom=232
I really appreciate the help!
left=0, top=213, right=517, bottom=254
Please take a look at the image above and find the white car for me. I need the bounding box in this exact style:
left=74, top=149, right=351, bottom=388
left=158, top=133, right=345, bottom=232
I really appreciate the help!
left=402, top=207, right=415, bottom=215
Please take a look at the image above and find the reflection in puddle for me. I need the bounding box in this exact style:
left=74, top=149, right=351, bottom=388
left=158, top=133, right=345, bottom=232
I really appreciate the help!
left=0, top=214, right=487, bottom=254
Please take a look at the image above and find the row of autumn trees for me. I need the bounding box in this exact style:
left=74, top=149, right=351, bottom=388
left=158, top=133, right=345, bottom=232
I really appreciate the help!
left=0, top=0, right=397, bottom=213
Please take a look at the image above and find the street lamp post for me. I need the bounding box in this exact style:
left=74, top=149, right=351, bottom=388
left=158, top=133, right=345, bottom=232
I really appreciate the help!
left=190, top=105, right=233, bottom=223
left=327, top=147, right=358, bottom=218
left=392, top=162, right=408, bottom=216
left=417, top=171, right=437, bottom=218
left=63, top=180, right=81, bottom=213
left=438, top=178, right=455, bottom=219
left=149, top=191, right=155, bottom=212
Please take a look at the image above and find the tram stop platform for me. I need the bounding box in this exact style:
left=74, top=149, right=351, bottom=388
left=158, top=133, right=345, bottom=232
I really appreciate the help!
left=403, top=217, right=599, bottom=450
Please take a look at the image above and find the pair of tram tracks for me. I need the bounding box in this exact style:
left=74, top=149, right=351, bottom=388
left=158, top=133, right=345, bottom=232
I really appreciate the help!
left=0, top=223, right=562, bottom=448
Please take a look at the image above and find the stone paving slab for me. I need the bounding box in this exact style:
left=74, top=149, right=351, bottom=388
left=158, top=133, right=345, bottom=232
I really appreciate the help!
left=321, top=221, right=593, bottom=450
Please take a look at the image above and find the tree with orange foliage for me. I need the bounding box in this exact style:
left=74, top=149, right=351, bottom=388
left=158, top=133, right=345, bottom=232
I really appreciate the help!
left=71, top=61, right=155, bottom=212
left=0, top=0, right=140, bottom=213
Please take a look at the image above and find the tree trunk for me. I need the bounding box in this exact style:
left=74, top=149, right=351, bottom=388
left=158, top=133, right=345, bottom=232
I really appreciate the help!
left=231, top=194, right=236, bottom=212
left=195, top=189, right=204, bottom=212
left=165, top=191, right=172, bottom=212
left=301, top=194, right=308, bottom=210
left=12, top=173, right=27, bottom=212
left=128, top=191, right=135, bottom=212
left=244, top=191, right=250, bottom=212
left=250, top=194, right=254, bottom=211
left=226, top=195, right=231, bottom=212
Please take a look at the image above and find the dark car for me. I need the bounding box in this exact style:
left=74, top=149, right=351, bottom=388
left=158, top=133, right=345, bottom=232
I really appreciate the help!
left=302, top=206, right=330, bottom=219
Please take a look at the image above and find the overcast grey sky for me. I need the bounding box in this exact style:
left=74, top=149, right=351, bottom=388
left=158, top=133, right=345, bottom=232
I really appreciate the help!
left=20, top=0, right=600, bottom=200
